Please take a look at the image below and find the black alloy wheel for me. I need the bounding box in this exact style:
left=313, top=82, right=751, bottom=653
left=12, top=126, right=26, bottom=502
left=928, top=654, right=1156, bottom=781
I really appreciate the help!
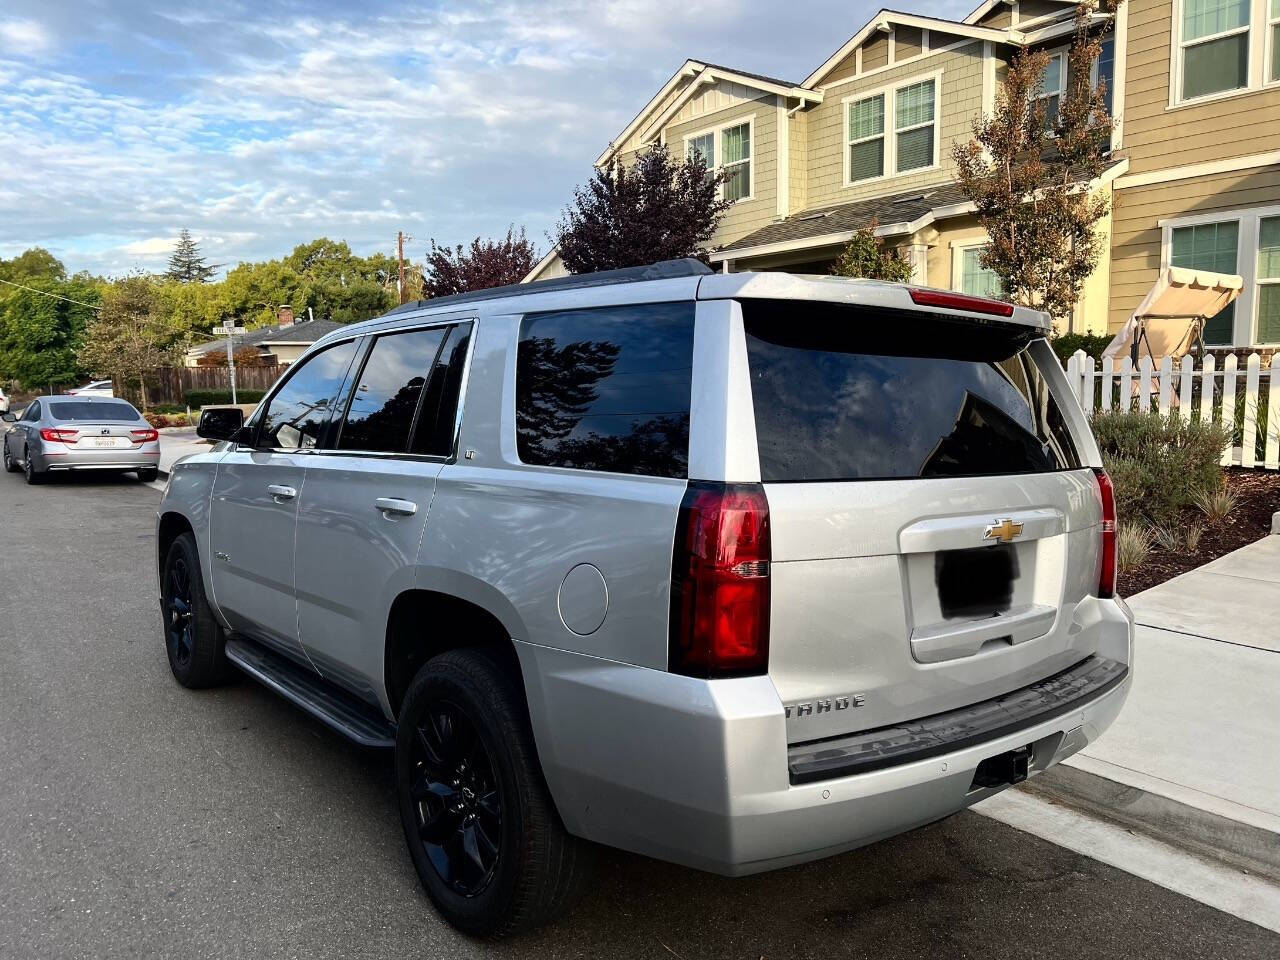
left=164, top=555, right=196, bottom=671
left=408, top=700, right=502, bottom=897
left=23, top=446, right=41, bottom=484
left=2, top=440, right=15, bottom=472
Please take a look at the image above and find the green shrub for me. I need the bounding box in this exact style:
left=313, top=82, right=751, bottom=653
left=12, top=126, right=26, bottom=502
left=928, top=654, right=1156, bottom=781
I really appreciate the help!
left=1050, top=332, right=1112, bottom=364
left=149, top=403, right=186, bottom=415
left=1090, top=410, right=1230, bottom=524
left=185, top=388, right=266, bottom=408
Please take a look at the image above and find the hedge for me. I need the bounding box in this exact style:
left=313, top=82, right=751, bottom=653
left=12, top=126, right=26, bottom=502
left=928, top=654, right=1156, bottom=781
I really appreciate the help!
left=1089, top=410, right=1231, bottom=524
left=184, top=388, right=267, bottom=408
left=1050, top=332, right=1112, bottom=364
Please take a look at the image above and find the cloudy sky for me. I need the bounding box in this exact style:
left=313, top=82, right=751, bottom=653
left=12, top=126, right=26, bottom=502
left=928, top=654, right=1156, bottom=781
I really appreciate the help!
left=0, top=0, right=965, bottom=277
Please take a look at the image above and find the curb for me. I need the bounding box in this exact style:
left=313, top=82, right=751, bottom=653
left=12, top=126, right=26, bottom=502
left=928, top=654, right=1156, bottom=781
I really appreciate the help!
left=1025, top=764, right=1280, bottom=883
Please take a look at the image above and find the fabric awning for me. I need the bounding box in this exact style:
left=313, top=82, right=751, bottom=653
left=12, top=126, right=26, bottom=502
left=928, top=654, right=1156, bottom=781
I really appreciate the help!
left=1103, top=266, right=1243, bottom=360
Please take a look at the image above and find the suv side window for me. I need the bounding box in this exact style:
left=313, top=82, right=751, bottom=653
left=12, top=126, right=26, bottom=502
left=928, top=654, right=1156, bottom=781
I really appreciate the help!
left=336, top=326, right=450, bottom=454
left=257, top=339, right=360, bottom=450
left=410, top=323, right=473, bottom=458
left=515, top=302, right=694, bottom=478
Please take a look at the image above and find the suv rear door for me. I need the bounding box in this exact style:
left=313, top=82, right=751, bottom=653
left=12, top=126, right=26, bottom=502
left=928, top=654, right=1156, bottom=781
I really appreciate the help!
left=292, top=321, right=473, bottom=705
left=737, top=300, right=1106, bottom=745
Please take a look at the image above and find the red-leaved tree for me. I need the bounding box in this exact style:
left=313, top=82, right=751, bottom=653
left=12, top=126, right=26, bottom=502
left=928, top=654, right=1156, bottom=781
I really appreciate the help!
left=555, top=144, right=731, bottom=274
left=423, top=227, right=539, bottom=298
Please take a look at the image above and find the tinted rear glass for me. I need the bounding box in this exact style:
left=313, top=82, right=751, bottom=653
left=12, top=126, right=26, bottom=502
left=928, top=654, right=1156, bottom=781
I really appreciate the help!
left=743, top=301, right=1080, bottom=482
left=48, top=401, right=137, bottom=422
left=338, top=327, right=449, bottom=453
left=516, top=303, right=694, bottom=478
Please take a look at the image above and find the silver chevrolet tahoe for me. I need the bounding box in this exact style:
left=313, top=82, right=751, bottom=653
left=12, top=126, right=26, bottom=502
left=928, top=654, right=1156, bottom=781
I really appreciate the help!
left=156, top=259, right=1132, bottom=936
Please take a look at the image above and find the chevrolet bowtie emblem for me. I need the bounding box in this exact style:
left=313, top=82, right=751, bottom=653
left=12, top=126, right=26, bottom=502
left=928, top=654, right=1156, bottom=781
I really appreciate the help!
left=984, top=518, right=1024, bottom=544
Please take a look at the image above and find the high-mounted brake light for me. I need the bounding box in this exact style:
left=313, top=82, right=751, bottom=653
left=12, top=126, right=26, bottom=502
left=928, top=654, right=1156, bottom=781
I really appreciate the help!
left=39, top=427, right=79, bottom=444
left=669, top=482, right=771, bottom=678
left=131, top=428, right=159, bottom=442
left=1094, top=468, right=1117, bottom=599
left=909, top=288, right=1015, bottom=317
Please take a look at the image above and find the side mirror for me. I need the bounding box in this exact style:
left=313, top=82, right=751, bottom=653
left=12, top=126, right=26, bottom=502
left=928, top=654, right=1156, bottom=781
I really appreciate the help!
left=197, top=406, right=246, bottom=443
left=1, top=412, right=15, bottom=423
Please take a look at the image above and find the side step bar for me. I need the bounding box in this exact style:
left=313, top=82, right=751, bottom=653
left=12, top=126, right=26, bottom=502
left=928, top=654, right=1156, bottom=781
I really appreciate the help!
left=224, top=637, right=396, bottom=748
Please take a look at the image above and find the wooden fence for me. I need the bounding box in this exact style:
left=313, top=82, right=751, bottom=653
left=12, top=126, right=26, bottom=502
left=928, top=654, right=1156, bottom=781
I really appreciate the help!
left=1063, top=350, right=1279, bottom=470
left=119, top=364, right=284, bottom=407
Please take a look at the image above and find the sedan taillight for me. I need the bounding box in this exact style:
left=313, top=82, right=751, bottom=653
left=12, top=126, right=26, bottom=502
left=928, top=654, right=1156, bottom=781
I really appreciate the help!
left=39, top=427, right=79, bottom=444
left=131, top=428, right=159, bottom=442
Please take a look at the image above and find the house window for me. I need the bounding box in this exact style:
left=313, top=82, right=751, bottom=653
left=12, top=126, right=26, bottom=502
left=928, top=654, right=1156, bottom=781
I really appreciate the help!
left=847, top=94, right=885, bottom=182
left=1171, top=221, right=1238, bottom=344
left=1035, top=51, right=1067, bottom=128
left=1258, top=216, right=1280, bottom=343
left=687, top=132, right=714, bottom=168
left=683, top=120, right=752, bottom=202
left=721, top=122, right=752, bottom=201
left=1179, top=0, right=1250, bottom=100
left=895, top=79, right=936, bottom=173
left=1270, top=0, right=1280, bottom=82
left=1094, top=37, right=1115, bottom=114
left=960, top=247, right=1002, bottom=298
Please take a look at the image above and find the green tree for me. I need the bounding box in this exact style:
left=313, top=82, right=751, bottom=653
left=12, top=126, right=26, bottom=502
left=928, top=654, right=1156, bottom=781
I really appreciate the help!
left=78, top=275, right=184, bottom=410
left=0, top=249, right=98, bottom=390
left=166, top=228, right=218, bottom=283
left=829, top=224, right=915, bottom=283
left=952, top=3, right=1120, bottom=323
left=555, top=143, right=732, bottom=273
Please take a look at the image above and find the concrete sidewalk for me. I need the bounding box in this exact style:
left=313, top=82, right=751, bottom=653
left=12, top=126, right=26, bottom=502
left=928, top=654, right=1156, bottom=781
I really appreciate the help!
left=1035, top=532, right=1280, bottom=878
left=157, top=427, right=210, bottom=477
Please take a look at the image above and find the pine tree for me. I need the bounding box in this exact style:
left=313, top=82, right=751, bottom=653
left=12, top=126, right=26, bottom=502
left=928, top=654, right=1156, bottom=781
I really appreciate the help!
left=166, top=228, right=217, bottom=283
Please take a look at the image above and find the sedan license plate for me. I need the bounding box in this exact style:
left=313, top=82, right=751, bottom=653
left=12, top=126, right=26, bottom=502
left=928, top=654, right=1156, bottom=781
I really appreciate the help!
left=88, top=437, right=126, bottom=448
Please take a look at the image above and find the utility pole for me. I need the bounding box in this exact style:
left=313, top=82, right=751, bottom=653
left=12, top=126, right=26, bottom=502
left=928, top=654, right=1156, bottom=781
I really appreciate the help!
left=397, top=231, right=409, bottom=304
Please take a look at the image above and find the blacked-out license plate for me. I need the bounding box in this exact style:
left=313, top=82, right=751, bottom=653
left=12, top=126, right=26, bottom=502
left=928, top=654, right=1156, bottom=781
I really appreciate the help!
left=935, top=544, right=1018, bottom=620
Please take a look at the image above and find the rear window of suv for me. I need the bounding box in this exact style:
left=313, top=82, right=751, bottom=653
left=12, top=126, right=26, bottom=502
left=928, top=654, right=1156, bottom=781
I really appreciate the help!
left=516, top=302, right=694, bottom=478
left=742, top=301, right=1080, bottom=482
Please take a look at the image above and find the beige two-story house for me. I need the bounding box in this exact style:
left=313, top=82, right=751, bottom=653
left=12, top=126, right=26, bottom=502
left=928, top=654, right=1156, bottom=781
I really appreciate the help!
left=1107, top=0, right=1280, bottom=350
left=531, top=0, right=1279, bottom=346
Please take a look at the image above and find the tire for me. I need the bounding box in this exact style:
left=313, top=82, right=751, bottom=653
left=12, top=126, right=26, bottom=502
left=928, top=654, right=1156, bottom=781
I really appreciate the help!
left=396, top=649, right=593, bottom=938
left=137, top=468, right=159, bottom=482
left=2, top=440, right=17, bottom=473
left=23, top=446, right=44, bottom=485
left=161, top=532, right=231, bottom=688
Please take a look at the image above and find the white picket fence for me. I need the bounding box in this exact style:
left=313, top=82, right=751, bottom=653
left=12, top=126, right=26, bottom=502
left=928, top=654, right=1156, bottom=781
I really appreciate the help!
left=1063, top=350, right=1279, bottom=470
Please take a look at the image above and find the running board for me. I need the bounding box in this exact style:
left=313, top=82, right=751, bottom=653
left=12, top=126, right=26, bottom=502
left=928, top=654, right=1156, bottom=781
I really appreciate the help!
left=224, top=637, right=396, bottom=748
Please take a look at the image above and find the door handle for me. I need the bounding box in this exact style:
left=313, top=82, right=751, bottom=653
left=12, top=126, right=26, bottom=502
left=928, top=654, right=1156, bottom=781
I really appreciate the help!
left=375, top=497, right=418, bottom=517
left=267, top=484, right=297, bottom=501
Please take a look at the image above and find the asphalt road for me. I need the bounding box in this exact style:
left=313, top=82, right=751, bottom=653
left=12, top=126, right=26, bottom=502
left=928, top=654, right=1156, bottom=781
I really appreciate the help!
left=2, top=473, right=1277, bottom=960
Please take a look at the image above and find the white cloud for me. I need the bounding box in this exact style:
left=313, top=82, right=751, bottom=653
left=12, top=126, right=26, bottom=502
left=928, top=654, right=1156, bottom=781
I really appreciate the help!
left=0, top=0, right=911, bottom=277
left=0, top=19, right=53, bottom=55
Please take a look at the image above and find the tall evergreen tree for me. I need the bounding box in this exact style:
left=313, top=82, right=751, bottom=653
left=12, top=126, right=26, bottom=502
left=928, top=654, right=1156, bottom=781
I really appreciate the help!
left=166, top=229, right=217, bottom=283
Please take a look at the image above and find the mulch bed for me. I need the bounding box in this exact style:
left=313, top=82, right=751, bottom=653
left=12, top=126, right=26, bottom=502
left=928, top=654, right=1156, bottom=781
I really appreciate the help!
left=1118, top=468, right=1280, bottom=597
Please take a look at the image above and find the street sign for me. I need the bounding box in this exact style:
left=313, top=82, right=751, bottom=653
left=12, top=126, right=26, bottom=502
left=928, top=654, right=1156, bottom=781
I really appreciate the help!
left=211, top=325, right=242, bottom=336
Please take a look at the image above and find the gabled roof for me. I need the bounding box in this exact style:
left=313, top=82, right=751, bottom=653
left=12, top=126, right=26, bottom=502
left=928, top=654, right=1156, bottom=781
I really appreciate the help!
left=187, top=318, right=345, bottom=355
left=964, top=0, right=1078, bottom=27
left=802, top=9, right=1012, bottom=89
left=596, top=59, right=820, bottom=168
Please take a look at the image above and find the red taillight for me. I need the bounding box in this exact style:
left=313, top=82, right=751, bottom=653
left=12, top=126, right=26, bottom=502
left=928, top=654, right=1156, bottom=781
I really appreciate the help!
left=39, top=427, right=79, bottom=444
left=131, top=428, right=159, bottom=442
left=1095, top=467, right=1117, bottom=599
left=909, top=288, right=1015, bottom=317
left=669, top=482, right=771, bottom=678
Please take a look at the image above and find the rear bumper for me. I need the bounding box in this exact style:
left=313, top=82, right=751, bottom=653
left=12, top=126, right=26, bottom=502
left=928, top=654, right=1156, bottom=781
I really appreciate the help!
left=516, top=596, right=1133, bottom=875
left=33, top=443, right=160, bottom=471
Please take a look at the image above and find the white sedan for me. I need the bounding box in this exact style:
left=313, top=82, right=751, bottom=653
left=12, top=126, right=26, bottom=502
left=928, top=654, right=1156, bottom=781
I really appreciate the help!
left=68, top=380, right=115, bottom=398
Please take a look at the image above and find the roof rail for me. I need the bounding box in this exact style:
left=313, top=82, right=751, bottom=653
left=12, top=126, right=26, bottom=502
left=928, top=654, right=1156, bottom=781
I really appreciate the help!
left=384, top=258, right=713, bottom=317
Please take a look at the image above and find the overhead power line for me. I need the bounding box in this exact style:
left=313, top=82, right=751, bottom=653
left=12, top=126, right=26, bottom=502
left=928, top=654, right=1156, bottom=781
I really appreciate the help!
left=0, top=276, right=103, bottom=310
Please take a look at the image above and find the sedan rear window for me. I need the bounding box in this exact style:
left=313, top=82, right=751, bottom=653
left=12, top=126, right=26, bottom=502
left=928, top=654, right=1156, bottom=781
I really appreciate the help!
left=47, top=401, right=139, bottom=422
left=742, top=300, right=1080, bottom=482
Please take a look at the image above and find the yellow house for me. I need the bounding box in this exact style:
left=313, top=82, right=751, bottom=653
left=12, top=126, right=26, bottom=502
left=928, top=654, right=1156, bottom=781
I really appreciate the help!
left=1108, top=0, right=1280, bottom=351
